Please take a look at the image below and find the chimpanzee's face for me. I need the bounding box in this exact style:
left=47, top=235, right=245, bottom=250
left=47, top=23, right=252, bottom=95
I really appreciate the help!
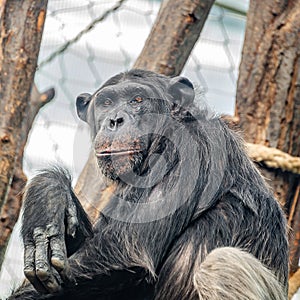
left=76, top=70, right=195, bottom=181
left=91, top=81, right=171, bottom=179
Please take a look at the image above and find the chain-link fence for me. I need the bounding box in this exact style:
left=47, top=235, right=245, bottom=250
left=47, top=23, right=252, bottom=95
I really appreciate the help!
left=0, top=0, right=248, bottom=297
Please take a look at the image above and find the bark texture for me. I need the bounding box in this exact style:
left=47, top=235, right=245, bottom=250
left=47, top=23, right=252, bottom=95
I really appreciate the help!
left=134, top=0, right=215, bottom=75
left=0, top=0, right=48, bottom=266
left=0, top=86, right=54, bottom=267
left=75, top=0, right=215, bottom=218
left=235, top=0, right=300, bottom=279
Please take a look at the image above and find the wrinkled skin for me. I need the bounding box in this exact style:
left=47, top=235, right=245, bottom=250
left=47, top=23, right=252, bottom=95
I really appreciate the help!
left=9, top=70, right=288, bottom=300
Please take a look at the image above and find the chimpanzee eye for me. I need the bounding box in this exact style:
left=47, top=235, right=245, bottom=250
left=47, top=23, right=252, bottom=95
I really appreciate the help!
left=130, top=96, right=143, bottom=106
left=103, top=99, right=113, bottom=107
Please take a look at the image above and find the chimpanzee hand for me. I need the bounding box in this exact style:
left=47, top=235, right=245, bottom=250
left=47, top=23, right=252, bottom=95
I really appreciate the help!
left=21, top=168, right=93, bottom=294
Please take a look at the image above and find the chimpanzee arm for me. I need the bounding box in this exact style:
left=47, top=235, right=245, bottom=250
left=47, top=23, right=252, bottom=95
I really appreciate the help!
left=153, top=192, right=287, bottom=300
left=21, top=168, right=93, bottom=294
left=11, top=217, right=155, bottom=300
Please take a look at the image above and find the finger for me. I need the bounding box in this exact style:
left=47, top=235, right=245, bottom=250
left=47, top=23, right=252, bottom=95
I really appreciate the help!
left=33, top=228, right=50, bottom=281
left=23, top=241, right=35, bottom=279
left=59, top=258, right=78, bottom=288
left=23, top=241, right=48, bottom=294
left=33, top=228, right=60, bottom=293
left=49, top=235, right=67, bottom=272
left=46, top=223, right=66, bottom=272
left=59, top=261, right=74, bottom=284
left=41, top=267, right=62, bottom=294
left=66, top=195, right=78, bottom=237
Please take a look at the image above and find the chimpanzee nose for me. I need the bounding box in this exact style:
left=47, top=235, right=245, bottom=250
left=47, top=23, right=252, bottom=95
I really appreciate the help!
left=109, top=117, right=124, bottom=129
left=107, top=112, right=126, bottom=131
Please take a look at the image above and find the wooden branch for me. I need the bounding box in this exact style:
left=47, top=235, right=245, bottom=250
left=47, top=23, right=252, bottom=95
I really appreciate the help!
left=234, top=0, right=300, bottom=295
left=0, top=0, right=48, bottom=214
left=134, top=0, right=215, bottom=76
left=75, top=0, right=215, bottom=219
left=235, top=0, right=300, bottom=206
left=0, top=85, right=54, bottom=268
left=289, top=267, right=300, bottom=300
left=288, top=185, right=300, bottom=276
left=0, top=0, right=49, bottom=267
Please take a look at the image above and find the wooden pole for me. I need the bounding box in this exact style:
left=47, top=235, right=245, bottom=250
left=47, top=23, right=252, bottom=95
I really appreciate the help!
left=0, top=0, right=49, bottom=266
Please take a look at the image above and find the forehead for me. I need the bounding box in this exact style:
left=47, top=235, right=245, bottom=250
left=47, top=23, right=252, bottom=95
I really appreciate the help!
left=95, top=80, right=165, bottom=97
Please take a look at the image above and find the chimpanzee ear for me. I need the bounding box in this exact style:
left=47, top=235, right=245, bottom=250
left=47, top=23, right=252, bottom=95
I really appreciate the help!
left=76, top=93, right=92, bottom=122
left=168, top=76, right=195, bottom=107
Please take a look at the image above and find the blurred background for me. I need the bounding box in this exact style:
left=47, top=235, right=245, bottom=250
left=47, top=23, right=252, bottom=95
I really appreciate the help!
left=0, top=0, right=249, bottom=297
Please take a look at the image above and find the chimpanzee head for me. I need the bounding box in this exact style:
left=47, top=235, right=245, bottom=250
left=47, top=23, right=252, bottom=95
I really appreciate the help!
left=76, top=69, right=195, bottom=181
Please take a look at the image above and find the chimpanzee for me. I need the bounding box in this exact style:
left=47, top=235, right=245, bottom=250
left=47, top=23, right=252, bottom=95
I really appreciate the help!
left=10, top=69, right=288, bottom=300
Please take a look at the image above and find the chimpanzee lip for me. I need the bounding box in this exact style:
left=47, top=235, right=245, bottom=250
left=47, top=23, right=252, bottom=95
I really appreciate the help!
left=95, top=149, right=141, bottom=157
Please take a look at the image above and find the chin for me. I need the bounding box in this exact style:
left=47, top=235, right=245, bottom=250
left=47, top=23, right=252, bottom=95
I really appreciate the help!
left=94, top=135, right=147, bottom=182
left=96, top=152, right=144, bottom=182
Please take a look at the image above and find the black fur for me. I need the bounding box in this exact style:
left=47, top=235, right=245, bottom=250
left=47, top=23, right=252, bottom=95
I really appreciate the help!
left=9, top=70, right=288, bottom=300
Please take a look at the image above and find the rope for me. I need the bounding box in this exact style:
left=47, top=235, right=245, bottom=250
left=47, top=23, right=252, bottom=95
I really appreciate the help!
left=246, top=143, right=300, bottom=175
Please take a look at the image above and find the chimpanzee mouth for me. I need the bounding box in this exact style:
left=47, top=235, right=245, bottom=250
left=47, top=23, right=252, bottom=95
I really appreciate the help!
left=95, top=149, right=141, bottom=157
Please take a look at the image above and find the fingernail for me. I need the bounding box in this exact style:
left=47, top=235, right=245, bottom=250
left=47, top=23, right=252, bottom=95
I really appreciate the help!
left=51, top=257, right=65, bottom=270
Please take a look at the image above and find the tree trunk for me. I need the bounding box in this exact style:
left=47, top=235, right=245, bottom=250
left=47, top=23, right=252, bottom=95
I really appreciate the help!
left=235, top=0, right=300, bottom=283
left=134, top=0, right=215, bottom=75
left=0, top=85, right=54, bottom=268
left=75, top=0, right=215, bottom=218
left=0, top=0, right=48, bottom=266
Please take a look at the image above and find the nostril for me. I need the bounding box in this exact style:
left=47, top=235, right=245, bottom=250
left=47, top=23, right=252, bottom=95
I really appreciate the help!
left=116, top=117, right=124, bottom=126
left=108, top=117, right=124, bottom=130
left=109, top=119, right=115, bottom=129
